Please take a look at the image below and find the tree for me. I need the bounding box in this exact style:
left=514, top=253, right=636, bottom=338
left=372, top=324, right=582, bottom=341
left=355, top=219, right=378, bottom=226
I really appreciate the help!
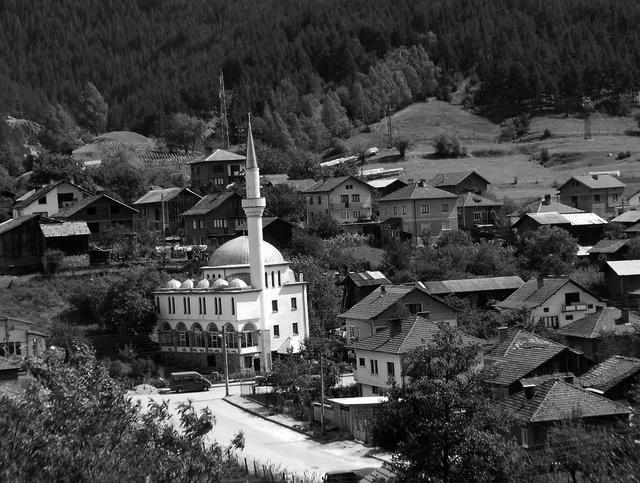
left=30, top=153, right=88, bottom=187
left=394, top=137, right=410, bottom=158
left=263, top=184, right=305, bottom=222
left=287, top=150, right=322, bottom=180
left=75, top=82, right=108, bottom=136
left=165, top=113, right=205, bottom=153
left=93, top=150, right=147, bottom=201
left=520, top=226, right=578, bottom=276
left=0, top=346, right=243, bottom=481
left=432, top=134, right=465, bottom=158
left=604, top=222, right=627, bottom=240
left=308, top=213, right=340, bottom=239
left=372, top=322, right=524, bottom=481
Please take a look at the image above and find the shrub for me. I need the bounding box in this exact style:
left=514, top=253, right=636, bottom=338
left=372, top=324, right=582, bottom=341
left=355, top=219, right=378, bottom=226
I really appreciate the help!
left=394, top=137, right=411, bottom=158
left=542, top=128, right=552, bottom=139
left=43, top=249, right=65, bottom=275
left=432, top=134, right=464, bottom=158
left=540, top=146, right=550, bottom=164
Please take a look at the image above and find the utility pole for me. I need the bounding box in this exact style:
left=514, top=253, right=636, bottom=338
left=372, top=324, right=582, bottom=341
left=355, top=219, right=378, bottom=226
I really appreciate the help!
left=320, top=340, right=325, bottom=433
left=221, top=326, right=230, bottom=397
left=219, top=71, right=230, bottom=149
left=161, top=192, right=166, bottom=244
left=386, top=105, right=392, bottom=149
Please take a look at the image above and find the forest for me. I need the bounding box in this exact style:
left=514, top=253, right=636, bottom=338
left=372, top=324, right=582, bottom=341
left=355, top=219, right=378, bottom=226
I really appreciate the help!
left=1, top=0, right=640, bottom=143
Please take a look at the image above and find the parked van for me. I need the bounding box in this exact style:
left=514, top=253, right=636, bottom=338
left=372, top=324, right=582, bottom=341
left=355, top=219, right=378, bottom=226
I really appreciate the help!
left=169, top=371, right=212, bottom=393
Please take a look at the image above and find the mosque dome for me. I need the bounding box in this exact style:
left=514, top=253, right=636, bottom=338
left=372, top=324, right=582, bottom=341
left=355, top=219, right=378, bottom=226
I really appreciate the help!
left=196, top=279, right=210, bottom=289
left=211, top=278, right=229, bottom=289
left=228, top=278, right=248, bottom=289
left=166, top=279, right=181, bottom=289
left=181, top=279, right=194, bottom=289
left=208, top=235, right=284, bottom=266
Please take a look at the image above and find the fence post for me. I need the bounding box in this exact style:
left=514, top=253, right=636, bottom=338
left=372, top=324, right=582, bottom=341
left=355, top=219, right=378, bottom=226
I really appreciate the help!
left=244, top=457, right=248, bottom=473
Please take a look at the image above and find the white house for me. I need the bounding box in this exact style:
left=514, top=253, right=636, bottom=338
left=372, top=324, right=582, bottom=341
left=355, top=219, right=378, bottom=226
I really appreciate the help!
left=12, top=180, right=93, bottom=218
left=152, top=121, right=310, bottom=374
left=495, top=277, right=603, bottom=329
left=0, top=314, right=48, bottom=358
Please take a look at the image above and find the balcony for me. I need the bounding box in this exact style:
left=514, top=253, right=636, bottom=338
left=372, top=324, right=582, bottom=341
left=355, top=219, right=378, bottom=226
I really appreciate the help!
left=562, top=304, right=588, bottom=312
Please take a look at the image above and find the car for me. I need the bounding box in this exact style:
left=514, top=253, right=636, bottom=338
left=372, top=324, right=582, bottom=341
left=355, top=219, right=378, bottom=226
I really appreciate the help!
left=169, top=371, right=212, bottom=393
left=364, top=146, right=379, bottom=157
left=254, top=373, right=277, bottom=386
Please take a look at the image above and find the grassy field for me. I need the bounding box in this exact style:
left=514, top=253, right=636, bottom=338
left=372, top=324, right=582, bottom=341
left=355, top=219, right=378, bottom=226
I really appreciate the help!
left=348, top=101, right=640, bottom=202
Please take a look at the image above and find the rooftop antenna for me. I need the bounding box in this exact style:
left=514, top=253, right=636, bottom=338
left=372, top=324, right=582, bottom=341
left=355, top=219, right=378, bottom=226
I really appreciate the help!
left=219, top=70, right=230, bottom=149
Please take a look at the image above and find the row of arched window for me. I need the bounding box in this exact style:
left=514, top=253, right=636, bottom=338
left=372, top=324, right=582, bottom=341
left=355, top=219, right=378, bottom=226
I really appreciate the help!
left=158, top=322, right=257, bottom=349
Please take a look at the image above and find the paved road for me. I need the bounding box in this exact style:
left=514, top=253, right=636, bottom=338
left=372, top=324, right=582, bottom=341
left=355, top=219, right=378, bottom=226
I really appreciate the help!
left=131, top=385, right=382, bottom=479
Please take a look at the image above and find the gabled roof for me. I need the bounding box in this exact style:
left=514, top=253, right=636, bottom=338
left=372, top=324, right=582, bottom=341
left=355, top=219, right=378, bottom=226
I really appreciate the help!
left=513, top=212, right=572, bottom=226
left=54, top=193, right=139, bottom=218
left=261, top=175, right=318, bottom=192
left=338, top=284, right=457, bottom=320
left=580, top=356, right=640, bottom=392
left=346, top=271, right=391, bottom=288
left=486, top=330, right=572, bottom=386
left=379, top=183, right=457, bottom=202
left=561, top=212, right=608, bottom=226
left=558, top=307, right=640, bottom=339
left=611, top=210, right=640, bottom=224
left=304, top=176, right=369, bottom=194
left=0, top=215, right=39, bottom=235
left=13, top=180, right=93, bottom=209
left=422, top=276, right=525, bottom=295
left=587, top=239, right=628, bottom=255
left=606, top=259, right=640, bottom=276
left=180, top=191, right=240, bottom=216
left=189, top=149, right=246, bottom=164
left=351, top=315, right=482, bottom=354
left=40, top=221, right=91, bottom=238
left=502, top=378, right=631, bottom=422
left=559, top=174, right=626, bottom=191
left=366, top=178, right=407, bottom=190
left=427, top=170, right=490, bottom=188
left=625, top=222, right=640, bottom=233
left=235, top=217, right=293, bottom=232
left=495, top=277, right=600, bottom=311
left=133, top=187, right=201, bottom=205
left=509, top=198, right=584, bottom=217
left=458, top=192, right=503, bottom=208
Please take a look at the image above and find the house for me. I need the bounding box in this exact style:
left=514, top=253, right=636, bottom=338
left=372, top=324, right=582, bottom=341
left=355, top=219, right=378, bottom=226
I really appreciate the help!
left=12, top=180, right=93, bottom=218
left=605, top=260, right=640, bottom=309
left=133, top=187, right=202, bottom=236
left=189, top=149, right=246, bottom=193
left=378, top=181, right=458, bottom=244
left=427, top=170, right=490, bottom=195
left=152, top=123, right=309, bottom=374
left=622, top=185, right=640, bottom=209
left=557, top=307, right=640, bottom=359
left=558, top=174, right=625, bottom=218
left=351, top=315, right=482, bottom=396
left=587, top=239, right=629, bottom=263
left=580, top=355, right=640, bottom=401
left=422, top=276, right=525, bottom=309
left=319, top=396, right=387, bottom=444
left=53, top=193, right=139, bottom=242
left=456, top=192, right=503, bottom=232
left=303, top=176, right=374, bottom=224
left=338, top=283, right=459, bottom=345
left=340, top=271, right=392, bottom=313
left=485, top=328, right=593, bottom=397
left=366, top=178, right=408, bottom=196
left=507, top=194, right=583, bottom=225
left=610, top=209, right=640, bottom=228
left=495, top=277, right=603, bottom=329
left=235, top=217, right=293, bottom=249
left=502, top=377, right=630, bottom=448
left=180, top=191, right=244, bottom=246
left=0, top=314, right=48, bottom=358
left=511, top=211, right=607, bottom=245
left=0, top=215, right=90, bottom=273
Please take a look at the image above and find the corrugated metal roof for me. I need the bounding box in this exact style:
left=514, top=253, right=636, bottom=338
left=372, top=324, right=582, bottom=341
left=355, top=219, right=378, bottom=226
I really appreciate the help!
left=40, top=221, right=91, bottom=237
left=562, top=212, right=607, bottom=225
left=367, top=178, right=403, bottom=189
left=180, top=191, right=239, bottom=216
left=189, top=149, right=246, bottom=164
left=606, top=259, right=640, bottom=276
left=347, top=271, right=391, bottom=287
left=611, top=210, right=640, bottom=224
left=133, top=187, right=201, bottom=205
left=327, top=396, right=388, bottom=406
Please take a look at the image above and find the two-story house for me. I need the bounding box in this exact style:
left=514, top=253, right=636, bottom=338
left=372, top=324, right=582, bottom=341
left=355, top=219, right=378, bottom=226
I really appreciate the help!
left=352, top=314, right=482, bottom=396
left=511, top=211, right=607, bottom=245
left=495, top=277, right=603, bottom=329
left=558, top=174, right=625, bottom=218
left=12, top=180, right=93, bottom=218
left=507, top=194, right=584, bottom=225
left=339, top=283, right=459, bottom=345
left=378, top=181, right=458, bottom=244
left=189, top=149, right=246, bottom=193
left=133, top=187, right=202, bottom=237
left=303, top=176, right=373, bottom=224
left=427, top=170, right=490, bottom=195
left=180, top=191, right=244, bottom=246
left=457, top=192, right=503, bottom=231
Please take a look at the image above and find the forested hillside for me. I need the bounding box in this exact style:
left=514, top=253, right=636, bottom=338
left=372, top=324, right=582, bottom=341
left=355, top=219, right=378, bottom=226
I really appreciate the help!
left=1, top=0, right=640, bottom=141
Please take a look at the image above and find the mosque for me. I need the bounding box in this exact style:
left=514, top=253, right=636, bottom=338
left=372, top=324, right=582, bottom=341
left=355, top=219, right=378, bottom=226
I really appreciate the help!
left=152, top=121, right=310, bottom=373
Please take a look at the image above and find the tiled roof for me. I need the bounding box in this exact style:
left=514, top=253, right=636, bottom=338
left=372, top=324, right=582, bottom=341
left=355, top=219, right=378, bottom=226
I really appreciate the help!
left=351, top=315, right=483, bottom=354
left=459, top=192, right=503, bottom=208
left=558, top=307, right=640, bottom=339
left=304, top=176, right=368, bottom=193
left=625, top=222, right=640, bottom=233
left=508, top=199, right=584, bottom=217
left=40, top=221, right=91, bottom=238
left=13, top=180, right=92, bottom=209
left=346, top=271, right=391, bottom=288
left=180, top=191, right=240, bottom=216
left=379, top=183, right=457, bottom=202
left=502, top=378, right=631, bottom=422
left=54, top=193, right=139, bottom=218
left=587, top=239, right=628, bottom=255
left=133, top=187, right=201, bottom=205
left=427, top=170, right=489, bottom=187
left=611, top=210, right=640, bottom=224
left=495, top=278, right=589, bottom=310
left=0, top=215, right=39, bottom=235
left=580, top=356, right=640, bottom=392
left=560, top=174, right=626, bottom=190
left=485, top=329, right=570, bottom=386
left=189, top=149, right=246, bottom=164
left=606, top=259, right=640, bottom=276
left=422, top=276, right=524, bottom=295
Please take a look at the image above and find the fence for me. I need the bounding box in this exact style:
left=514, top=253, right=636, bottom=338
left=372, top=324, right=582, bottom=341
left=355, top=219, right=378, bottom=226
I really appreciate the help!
left=229, top=452, right=324, bottom=482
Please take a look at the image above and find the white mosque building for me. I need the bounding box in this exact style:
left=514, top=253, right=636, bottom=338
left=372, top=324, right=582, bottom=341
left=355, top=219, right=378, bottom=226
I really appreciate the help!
left=152, top=121, right=309, bottom=373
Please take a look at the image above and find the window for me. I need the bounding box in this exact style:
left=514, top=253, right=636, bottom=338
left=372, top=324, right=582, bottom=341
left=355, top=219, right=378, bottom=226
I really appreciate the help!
left=349, top=325, right=356, bottom=339
left=613, top=193, right=619, bottom=202
left=214, top=177, right=225, bottom=185
left=370, top=359, right=379, bottom=375
left=387, top=362, right=395, bottom=378
left=441, top=203, right=450, bottom=212
left=201, top=297, right=206, bottom=315
left=37, top=195, right=47, bottom=205
left=272, top=300, right=278, bottom=312
left=371, top=386, right=380, bottom=395
left=383, top=207, right=388, bottom=216
left=442, top=220, right=451, bottom=230
left=278, top=271, right=281, bottom=286
left=566, top=315, right=573, bottom=321
left=588, top=304, right=593, bottom=309
left=155, top=297, right=160, bottom=314
left=199, top=219, right=204, bottom=229
left=359, top=357, right=365, bottom=367
left=212, top=219, right=228, bottom=228
left=265, top=272, right=269, bottom=287
left=521, top=428, right=529, bottom=448
left=420, top=204, right=429, bottom=214
left=291, top=297, right=297, bottom=310
left=341, top=195, right=349, bottom=205
left=341, top=210, right=349, bottom=219
left=271, top=271, right=275, bottom=287
left=565, top=292, right=580, bottom=305
left=594, top=194, right=601, bottom=202
left=110, top=205, right=120, bottom=214
left=88, top=207, right=97, bottom=215
left=352, top=210, right=360, bottom=219
left=168, top=297, right=176, bottom=314
left=402, top=205, right=407, bottom=215
left=352, top=194, right=360, bottom=202
left=309, top=196, right=313, bottom=205
left=193, top=219, right=197, bottom=230
left=292, top=323, right=299, bottom=335
left=273, top=325, right=280, bottom=337
left=473, top=211, right=482, bottom=222
left=420, top=222, right=431, bottom=234
left=393, top=207, right=398, bottom=216
left=543, top=307, right=549, bottom=313
left=571, top=196, right=578, bottom=206
left=154, top=209, right=160, bottom=220
left=231, top=297, right=235, bottom=315
left=405, top=303, right=422, bottom=314
left=183, top=297, right=191, bottom=314
left=346, top=184, right=353, bottom=190
left=540, top=316, right=559, bottom=329
left=317, top=196, right=322, bottom=204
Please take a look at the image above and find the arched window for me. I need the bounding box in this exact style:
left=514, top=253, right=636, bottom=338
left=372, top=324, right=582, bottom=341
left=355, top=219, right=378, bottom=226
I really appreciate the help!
left=241, top=322, right=257, bottom=348
left=176, top=322, right=188, bottom=347
left=191, top=323, right=205, bottom=347
left=277, top=271, right=281, bottom=286
left=224, top=323, right=238, bottom=349
left=207, top=323, right=220, bottom=348
left=158, top=322, right=172, bottom=346
left=159, top=322, right=171, bottom=332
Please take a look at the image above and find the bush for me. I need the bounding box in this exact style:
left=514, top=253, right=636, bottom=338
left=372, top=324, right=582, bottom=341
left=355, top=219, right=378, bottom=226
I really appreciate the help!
left=432, top=134, right=465, bottom=158
left=542, top=128, right=552, bottom=139
left=43, top=249, right=65, bottom=275
left=394, top=137, right=411, bottom=158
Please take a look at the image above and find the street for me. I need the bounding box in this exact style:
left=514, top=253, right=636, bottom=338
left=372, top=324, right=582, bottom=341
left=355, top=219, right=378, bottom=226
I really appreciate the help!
left=130, top=384, right=383, bottom=479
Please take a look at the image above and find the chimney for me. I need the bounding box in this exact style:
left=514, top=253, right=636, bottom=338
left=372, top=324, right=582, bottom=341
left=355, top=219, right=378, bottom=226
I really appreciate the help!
left=417, top=311, right=430, bottom=319
left=620, top=308, right=631, bottom=324
left=523, top=385, right=536, bottom=399
left=389, top=318, right=402, bottom=338
left=543, top=194, right=551, bottom=205
left=418, top=179, right=426, bottom=187
left=380, top=285, right=387, bottom=295
left=592, top=174, right=599, bottom=180
left=498, top=326, right=508, bottom=343
left=563, top=374, right=574, bottom=384
left=537, top=277, right=544, bottom=290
